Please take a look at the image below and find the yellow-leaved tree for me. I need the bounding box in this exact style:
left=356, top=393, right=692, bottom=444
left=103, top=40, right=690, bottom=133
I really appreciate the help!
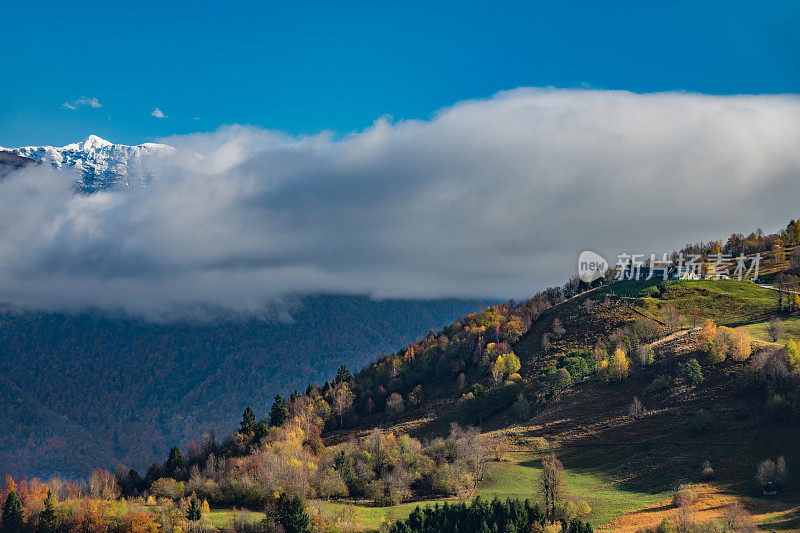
left=699, top=319, right=717, bottom=345
left=599, top=348, right=630, bottom=382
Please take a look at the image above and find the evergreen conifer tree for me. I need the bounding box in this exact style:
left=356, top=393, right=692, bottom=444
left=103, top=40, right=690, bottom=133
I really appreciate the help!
left=2, top=490, right=24, bottom=533
left=166, top=445, right=184, bottom=477
left=239, top=406, right=256, bottom=435
left=269, top=395, right=289, bottom=427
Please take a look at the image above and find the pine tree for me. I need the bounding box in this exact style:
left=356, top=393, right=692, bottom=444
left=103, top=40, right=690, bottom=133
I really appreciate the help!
left=39, top=490, right=56, bottom=532
left=2, top=490, right=24, bottom=533
left=166, top=445, right=184, bottom=477
left=269, top=394, right=289, bottom=427
left=254, top=421, right=270, bottom=441
left=276, top=493, right=309, bottom=533
left=186, top=496, right=202, bottom=522
left=186, top=496, right=202, bottom=533
left=239, top=406, right=256, bottom=435
left=335, top=364, right=351, bottom=385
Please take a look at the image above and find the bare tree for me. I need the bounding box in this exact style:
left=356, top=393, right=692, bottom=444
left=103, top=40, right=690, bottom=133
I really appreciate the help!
left=331, top=384, right=354, bottom=426
left=552, top=318, right=566, bottom=338
left=768, top=317, right=784, bottom=342
left=659, top=304, right=682, bottom=333
left=450, top=424, right=489, bottom=497
left=541, top=332, right=552, bottom=351
left=776, top=455, right=788, bottom=482
left=386, top=392, right=404, bottom=414
left=88, top=469, right=121, bottom=499
left=538, top=453, right=567, bottom=522
left=629, top=396, right=645, bottom=419
left=490, top=433, right=510, bottom=462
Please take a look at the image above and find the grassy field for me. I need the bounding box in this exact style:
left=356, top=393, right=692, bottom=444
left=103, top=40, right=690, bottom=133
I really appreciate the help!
left=478, top=453, right=670, bottom=528
left=745, top=315, right=800, bottom=343
left=604, top=279, right=779, bottom=326
left=206, top=509, right=266, bottom=529
left=296, top=452, right=671, bottom=531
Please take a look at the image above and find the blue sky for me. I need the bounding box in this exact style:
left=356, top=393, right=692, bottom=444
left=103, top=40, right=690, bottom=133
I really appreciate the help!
left=1, top=1, right=798, bottom=147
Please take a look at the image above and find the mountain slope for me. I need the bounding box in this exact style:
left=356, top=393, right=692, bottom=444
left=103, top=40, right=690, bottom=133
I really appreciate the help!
left=0, top=375, right=117, bottom=479
left=0, top=295, right=478, bottom=478
left=0, top=150, right=37, bottom=177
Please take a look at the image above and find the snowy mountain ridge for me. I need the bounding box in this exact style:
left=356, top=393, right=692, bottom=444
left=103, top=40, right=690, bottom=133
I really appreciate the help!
left=1, top=135, right=175, bottom=192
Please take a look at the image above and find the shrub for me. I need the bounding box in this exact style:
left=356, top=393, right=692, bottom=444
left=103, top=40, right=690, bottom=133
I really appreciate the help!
left=690, top=409, right=713, bottom=433
left=530, top=437, right=550, bottom=452
left=701, top=461, right=715, bottom=480
left=656, top=517, right=673, bottom=533
left=700, top=341, right=726, bottom=366
left=785, top=340, right=800, bottom=372
left=672, top=485, right=698, bottom=508
left=646, top=374, right=673, bottom=392
left=685, top=359, right=704, bottom=385
left=557, top=499, right=578, bottom=521
left=575, top=500, right=592, bottom=518
left=510, top=394, right=530, bottom=421
left=469, top=383, right=486, bottom=398
left=150, top=478, right=185, bottom=500
left=563, top=356, right=590, bottom=379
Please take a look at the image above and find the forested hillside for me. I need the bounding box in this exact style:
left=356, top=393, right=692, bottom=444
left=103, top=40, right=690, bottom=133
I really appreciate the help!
left=0, top=295, right=478, bottom=478
left=3, top=219, right=800, bottom=532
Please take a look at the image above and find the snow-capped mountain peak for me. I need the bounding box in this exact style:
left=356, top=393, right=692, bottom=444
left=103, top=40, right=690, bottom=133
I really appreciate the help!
left=63, top=134, right=115, bottom=151
left=1, top=135, right=175, bottom=192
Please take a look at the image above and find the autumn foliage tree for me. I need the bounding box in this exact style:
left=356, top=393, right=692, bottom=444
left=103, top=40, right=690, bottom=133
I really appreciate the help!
left=699, top=319, right=718, bottom=345
left=599, top=348, right=630, bottom=382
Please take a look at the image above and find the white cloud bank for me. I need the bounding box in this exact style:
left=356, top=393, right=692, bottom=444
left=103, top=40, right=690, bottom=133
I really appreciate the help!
left=3, top=88, right=800, bottom=319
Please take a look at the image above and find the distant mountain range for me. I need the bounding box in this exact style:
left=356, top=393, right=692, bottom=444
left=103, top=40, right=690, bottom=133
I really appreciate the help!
left=0, top=135, right=174, bottom=192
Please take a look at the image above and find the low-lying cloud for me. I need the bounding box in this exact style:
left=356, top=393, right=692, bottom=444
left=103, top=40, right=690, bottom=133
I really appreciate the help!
left=3, top=88, right=800, bottom=319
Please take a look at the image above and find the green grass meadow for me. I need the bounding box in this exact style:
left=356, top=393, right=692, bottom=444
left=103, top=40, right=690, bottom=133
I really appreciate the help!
left=293, top=452, right=670, bottom=531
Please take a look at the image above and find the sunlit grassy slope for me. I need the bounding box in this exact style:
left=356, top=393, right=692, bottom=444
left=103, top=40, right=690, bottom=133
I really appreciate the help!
left=603, top=279, right=778, bottom=326
left=301, top=453, right=669, bottom=531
